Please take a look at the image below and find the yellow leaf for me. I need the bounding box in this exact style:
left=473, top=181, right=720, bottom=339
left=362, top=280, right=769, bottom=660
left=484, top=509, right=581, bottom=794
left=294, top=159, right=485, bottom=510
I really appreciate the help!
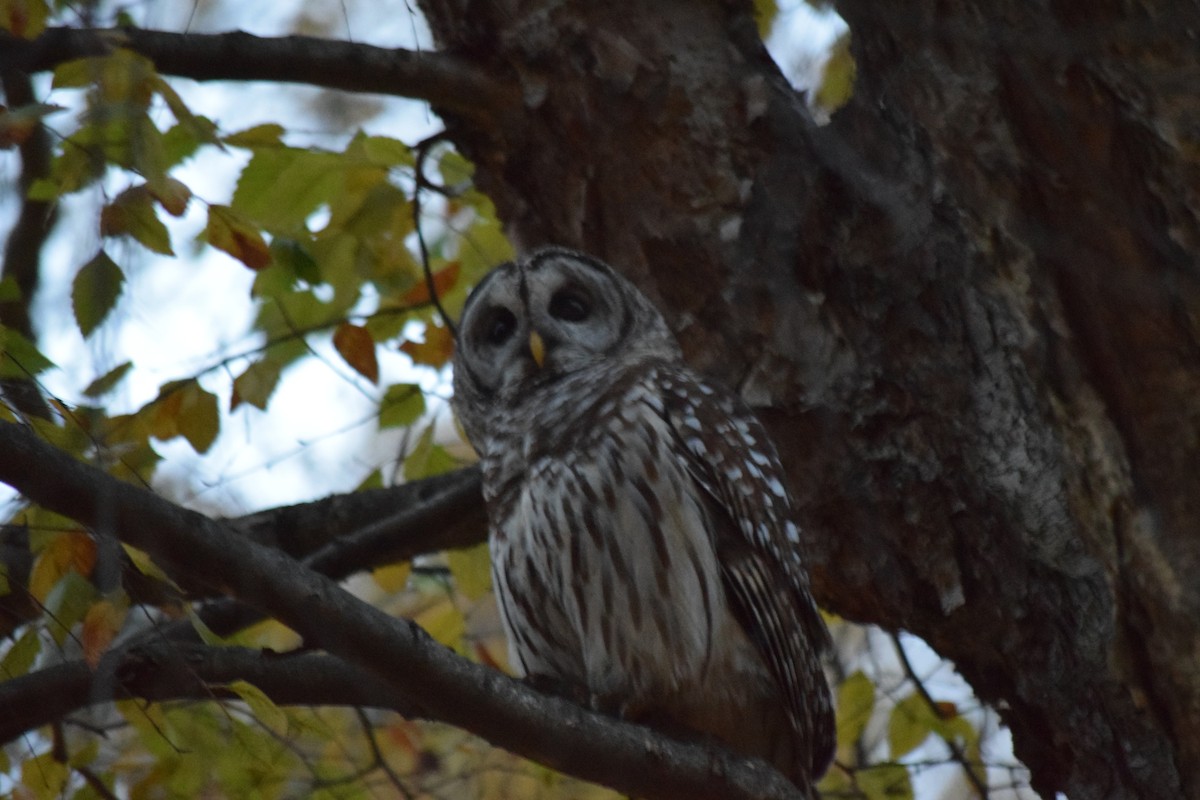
left=836, top=669, right=875, bottom=748
left=81, top=594, right=130, bottom=668
left=184, top=606, right=225, bottom=646
left=29, top=531, right=96, bottom=603
left=228, top=679, right=288, bottom=735
left=372, top=561, right=412, bottom=593
left=121, top=543, right=181, bottom=590
left=206, top=204, right=272, bottom=270
left=333, top=322, right=379, bottom=383
left=415, top=596, right=466, bottom=650
left=447, top=543, right=492, bottom=601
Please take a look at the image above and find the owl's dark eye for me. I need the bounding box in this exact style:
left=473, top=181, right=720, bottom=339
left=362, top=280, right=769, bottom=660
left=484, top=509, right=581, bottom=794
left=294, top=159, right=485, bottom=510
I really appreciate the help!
left=549, top=289, right=591, bottom=322
left=483, top=308, right=517, bottom=346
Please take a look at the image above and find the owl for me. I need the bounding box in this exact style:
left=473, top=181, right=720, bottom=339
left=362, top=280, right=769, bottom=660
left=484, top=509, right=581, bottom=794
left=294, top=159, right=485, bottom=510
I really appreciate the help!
left=451, top=247, right=834, bottom=790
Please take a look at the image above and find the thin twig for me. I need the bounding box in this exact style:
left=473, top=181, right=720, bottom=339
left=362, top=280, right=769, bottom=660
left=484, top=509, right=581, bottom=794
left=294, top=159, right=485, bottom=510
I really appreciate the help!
left=412, top=131, right=458, bottom=338
left=890, top=633, right=989, bottom=798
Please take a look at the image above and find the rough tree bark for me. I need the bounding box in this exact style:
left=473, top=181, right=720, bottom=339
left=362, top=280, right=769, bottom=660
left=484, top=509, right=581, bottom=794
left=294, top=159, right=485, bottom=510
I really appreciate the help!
left=418, top=1, right=1199, bottom=798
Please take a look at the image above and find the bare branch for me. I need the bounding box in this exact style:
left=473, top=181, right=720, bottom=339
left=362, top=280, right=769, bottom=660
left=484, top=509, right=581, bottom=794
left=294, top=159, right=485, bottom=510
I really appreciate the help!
left=0, top=69, right=57, bottom=420
left=0, top=419, right=802, bottom=800
left=0, top=642, right=421, bottom=745
left=0, top=27, right=518, bottom=123
left=229, top=465, right=485, bottom=564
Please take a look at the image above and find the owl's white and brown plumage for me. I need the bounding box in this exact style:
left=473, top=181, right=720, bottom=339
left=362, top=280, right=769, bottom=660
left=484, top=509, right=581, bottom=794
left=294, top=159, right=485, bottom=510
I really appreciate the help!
left=451, top=247, right=833, bottom=789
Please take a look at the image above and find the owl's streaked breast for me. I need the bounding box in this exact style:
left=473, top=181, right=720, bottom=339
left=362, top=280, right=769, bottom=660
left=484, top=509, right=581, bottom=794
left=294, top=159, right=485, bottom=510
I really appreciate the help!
left=485, top=364, right=754, bottom=700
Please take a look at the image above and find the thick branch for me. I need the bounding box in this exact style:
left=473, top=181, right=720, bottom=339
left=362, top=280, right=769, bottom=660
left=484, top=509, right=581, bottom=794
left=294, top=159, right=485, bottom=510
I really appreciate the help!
left=230, top=465, right=485, bottom=564
left=0, top=70, right=56, bottom=421
left=0, top=27, right=517, bottom=123
left=0, top=419, right=801, bottom=800
left=0, top=642, right=421, bottom=745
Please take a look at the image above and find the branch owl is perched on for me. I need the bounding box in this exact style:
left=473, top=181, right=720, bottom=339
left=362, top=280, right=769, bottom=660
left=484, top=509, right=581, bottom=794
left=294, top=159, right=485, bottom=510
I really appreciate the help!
left=451, top=247, right=834, bottom=790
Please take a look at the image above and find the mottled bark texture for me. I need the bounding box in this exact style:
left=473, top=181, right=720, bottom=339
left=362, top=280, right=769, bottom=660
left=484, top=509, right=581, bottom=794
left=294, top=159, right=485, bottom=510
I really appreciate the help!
left=419, top=1, right=1200, bottom=798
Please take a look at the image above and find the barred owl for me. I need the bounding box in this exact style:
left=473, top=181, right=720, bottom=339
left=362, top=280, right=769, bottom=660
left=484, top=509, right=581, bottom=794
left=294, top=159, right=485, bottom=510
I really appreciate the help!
left=451, top=247, right=834, bottom=790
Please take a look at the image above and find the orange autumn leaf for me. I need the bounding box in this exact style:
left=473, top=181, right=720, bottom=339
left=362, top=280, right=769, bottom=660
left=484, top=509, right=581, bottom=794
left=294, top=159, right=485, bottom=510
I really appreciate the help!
left=29, top=531, right=97, bottom=602
left=399, top=323, right=455, bottom=367
left=400, top=261, right=460, bottom=306
left=333, top=322, right=379, bottom=383
left=206, top=204, right=271, bottom=270
left=82, top=597, right=129, bottom=668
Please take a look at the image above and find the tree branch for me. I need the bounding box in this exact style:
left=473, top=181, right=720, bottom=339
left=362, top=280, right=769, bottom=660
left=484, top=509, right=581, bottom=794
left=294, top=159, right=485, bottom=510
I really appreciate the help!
left=0, top=27, right=518, bottom=123
left=0, top=419, right=803, bottom=800
left=0, top=69, right=57, bottom=421
left=0, top=642, right=422, bottom=745
left=229, top=465, right=485, bottom=564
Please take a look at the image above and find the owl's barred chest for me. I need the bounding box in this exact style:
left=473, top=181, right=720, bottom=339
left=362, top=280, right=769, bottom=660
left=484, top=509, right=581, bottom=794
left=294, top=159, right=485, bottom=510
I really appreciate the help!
left=480, top=367, right=740, bottom=695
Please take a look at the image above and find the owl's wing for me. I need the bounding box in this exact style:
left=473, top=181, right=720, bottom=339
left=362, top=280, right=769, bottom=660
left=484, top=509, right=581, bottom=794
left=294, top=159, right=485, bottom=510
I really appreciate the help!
left=658, top=367, right=834, bottom=780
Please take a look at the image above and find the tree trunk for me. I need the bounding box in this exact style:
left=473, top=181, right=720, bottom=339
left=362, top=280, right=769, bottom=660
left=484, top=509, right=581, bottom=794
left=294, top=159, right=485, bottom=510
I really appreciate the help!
left=419, top=1, right=1200, bottom=797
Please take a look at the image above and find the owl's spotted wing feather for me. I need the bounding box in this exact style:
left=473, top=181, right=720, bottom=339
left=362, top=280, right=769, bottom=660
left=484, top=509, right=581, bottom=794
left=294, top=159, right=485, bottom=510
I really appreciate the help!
left=659, top=368, right=834, bottom=781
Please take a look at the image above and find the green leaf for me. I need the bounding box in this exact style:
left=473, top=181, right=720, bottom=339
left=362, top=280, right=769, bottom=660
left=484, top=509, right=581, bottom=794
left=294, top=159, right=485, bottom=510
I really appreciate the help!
left=0, top=275, right=20, bottom=302
left=25, top=177, right=59, bottom=200
left=814, top=32, right=856, bottom=115
left=83, top=360, right=134, bottom=397
left=858, top=762, right=914, bottom=800
left=52, top=56, right=98, bottom=89
left=227, top=680, right=289, bottom=735
left=272, top=237, right=321, bottom=285
left=231, top=147, right=342, bottom=232
left=185, top=605, right=226, bottom=646
left=888, top=692, right=934, bottom=759
left=437, top=147, right=474, bottom=187
left=0, top=326, right=55, bottom=378
left=0, top=0, right=50, bottom=38
left=356, top=469, right=384, bottom=491
left=753, top=0, right=778, bottom=38
left=403, top=423, right=458, bottom=480
left=72, top=250, right=126, bottom=337
left=836, top=669, right=876, bottom=748
left=359, top=134, right=414, bottom=167
left=379, top=383, right=425, bottom=429
left=177, top=383, right=220, bottom=454
left=20, top=751, right=68, bottom=800
left=100, top=186, right=174, bottom=255
left=223, top=123, right=285, bottom=148
left=231, top=358, right=283, bottom=411
left=0, top=627, right=41, bottom=677
left=44, top=571, right=98, bottom=645
left=161, top=115, right=218, bottom=168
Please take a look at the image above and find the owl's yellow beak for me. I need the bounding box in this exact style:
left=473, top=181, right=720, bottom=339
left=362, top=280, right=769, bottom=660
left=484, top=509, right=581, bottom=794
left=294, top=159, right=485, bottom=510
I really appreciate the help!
left=528, top=330, right=546, bottom=368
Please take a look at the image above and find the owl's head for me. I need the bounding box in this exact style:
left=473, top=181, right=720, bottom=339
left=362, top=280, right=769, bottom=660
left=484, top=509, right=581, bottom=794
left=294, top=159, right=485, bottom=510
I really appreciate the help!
left=451, top=247, right=680, bottom=444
